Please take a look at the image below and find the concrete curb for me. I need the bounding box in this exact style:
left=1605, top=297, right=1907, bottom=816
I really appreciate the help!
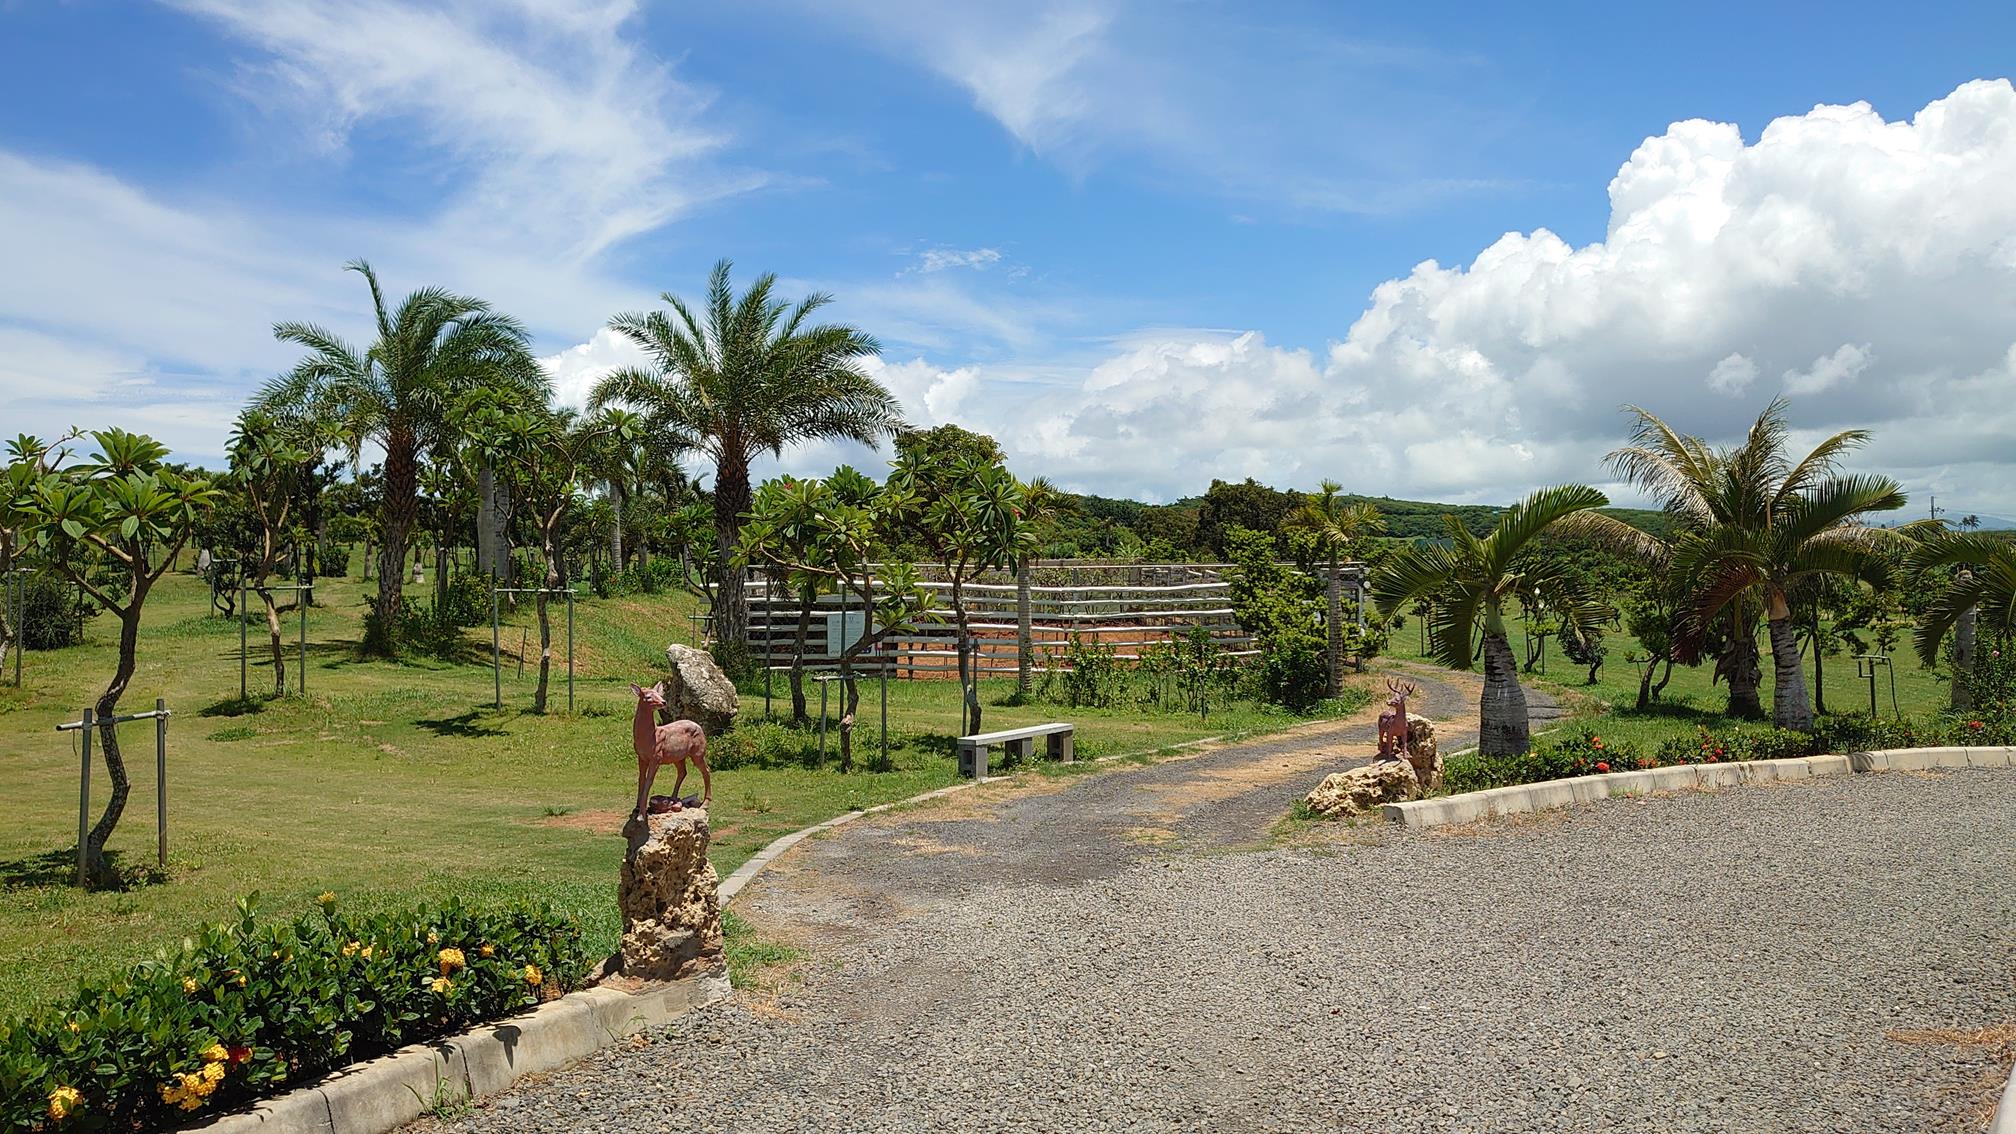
left=187, top=971, right=730, bottom=1134
left=1992, top=1058, right=2016, bottom=1134
left=1383, top=746, right=2016, bottom=829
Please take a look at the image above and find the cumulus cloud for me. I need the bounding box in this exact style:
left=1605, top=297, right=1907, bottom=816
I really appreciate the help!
left=539, top=327, right=651, bottom=410
left=869, top=80, right=2016, bottom=506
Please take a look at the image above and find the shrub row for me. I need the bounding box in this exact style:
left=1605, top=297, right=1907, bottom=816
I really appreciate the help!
left=1443, top=709, right=2016, bottom=796
left=1, top=894, right=590, bottom=1131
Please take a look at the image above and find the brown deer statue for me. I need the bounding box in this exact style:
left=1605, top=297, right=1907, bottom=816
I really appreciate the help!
left=1376, top=678, right=1419, bottom=760
left=630, top=681, right=711, bottom=820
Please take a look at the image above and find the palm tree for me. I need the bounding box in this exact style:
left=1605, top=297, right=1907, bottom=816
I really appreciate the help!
left=589, top=260, right=903, bottom=673
left=589, top=407, right=647, bottom=576
left=1373, top=485, right=1648, bottom=756
left=1608, top=399, right=1905, bottom=731
left=1285, top=482, right=1385, bottom=695
left=1908, top=530, right=2014, bottom=707
left=257, top=261, right=546, bottom=655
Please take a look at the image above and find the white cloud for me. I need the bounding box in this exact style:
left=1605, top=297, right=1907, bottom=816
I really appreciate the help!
left=913, top=247, right=1004, bottom=273
left=1782, top=343, right=1872, bottom=395
left=539, top=327, right=651, bottom=410
left=850, top=81, right=2016, bottom=507
left=1706, top=353, right=1758, bottom=396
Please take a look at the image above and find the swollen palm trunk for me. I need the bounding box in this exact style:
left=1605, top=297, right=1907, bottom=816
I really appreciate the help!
left=1325, top=562, right=1344, bottom=698
left=1767, top=616, right=1812, bottom=730
left=1480, top=632, right=1529, bottom=757
left=1722, top=635, right=1764, bottom=719
left=1953, top=604, right=1977, bottom=711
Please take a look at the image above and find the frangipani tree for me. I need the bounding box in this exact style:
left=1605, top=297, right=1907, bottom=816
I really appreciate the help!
left=226, top=411, right=310, bottom=696
left=1372, top=485, right=1648, bottom=757
left=14, top=429, right=219, bottom=886
left=737, top=471, right=931, bottom=771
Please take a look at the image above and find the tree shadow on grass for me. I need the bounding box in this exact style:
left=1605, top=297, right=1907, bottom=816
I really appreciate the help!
left=199, top=696, right=268, bottom=718
left=0, top=847, right=164, bottom=891
left=415, top=710, right=508, bottom=738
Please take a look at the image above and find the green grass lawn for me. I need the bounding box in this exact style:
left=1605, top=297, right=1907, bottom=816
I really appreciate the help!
left=1383, top=611, right=1955, bottom=753
left=0, top=566, right=1358, bottom=1008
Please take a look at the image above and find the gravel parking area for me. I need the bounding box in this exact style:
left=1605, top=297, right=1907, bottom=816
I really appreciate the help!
left=422, top=768, right=2015, bottom=1134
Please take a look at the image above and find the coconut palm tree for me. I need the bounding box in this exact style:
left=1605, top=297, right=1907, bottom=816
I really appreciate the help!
left=1908, top=530, right=2014, bottom=705
left=1373, top=485, right=1650, bottom=756
left=1608, top=399, right=1905, bottom=731
left=256, top=261, right=546, bottom=655
left=1285, top=482, right=1385, bottom=695
left=590, top=260, right=902, bottom=673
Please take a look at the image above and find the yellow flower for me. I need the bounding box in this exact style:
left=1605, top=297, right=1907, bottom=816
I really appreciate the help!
left=429, top=976, right=453, bottom=995
left=202, top=1043, right=229, bottom=1064
left=437, top=947, right=466, bottom=975
left=478, top=944, right=495, bottom=958
left=426, top=931, right=439, bottom=945
left=46, top=1086, right=82, bottom=1122
left=522, top=963, right=542, bottom=987
left=360, top=945, right=374, bottom=960
left=235, top=974, right=247, bottom=988
left=66, top=1020, right=80, bottom=1034
left=341, top=941, right=360, bottom=957
left=201, top=1061, right=226, bottom=1084
left=316, top=891, right=336, bottom=907
left=182, top=977, right=199, bottom=995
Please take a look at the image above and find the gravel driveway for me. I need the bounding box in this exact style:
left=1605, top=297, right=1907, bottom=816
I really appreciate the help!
left=419, top=696, right=2013, bottom=1134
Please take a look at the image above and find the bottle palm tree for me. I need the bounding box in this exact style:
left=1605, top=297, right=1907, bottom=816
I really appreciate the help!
left=1372, top=485, right=1648, bottom=756
left=1285, top=482, right=1385, bottom=696
left=1908, top=529, right=2013, bottom=705
left=257, top=261, right=546, bottom=655
left=1608, top=399, right=1905, bottom=731
left=589, top=260, right=902, bottom=673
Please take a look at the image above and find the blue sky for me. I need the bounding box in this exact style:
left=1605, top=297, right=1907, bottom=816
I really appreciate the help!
left=3, top=1, right=2015, bottom=510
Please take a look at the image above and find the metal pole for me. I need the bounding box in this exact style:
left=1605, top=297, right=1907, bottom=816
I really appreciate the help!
left=819, top=679, right=829, bottom=763
left=566, top=590, right=574, bottom=714
left=155, top=697, right=167, bottom=868
left=76, top=708, right=93, bottom=886
left=239, top=580, right=248, bottom=700
left=492, top=589, right=502, bottom=709
left=298, top=589, right=308, bottom=696
left=880, top=663, right=888, bottom=769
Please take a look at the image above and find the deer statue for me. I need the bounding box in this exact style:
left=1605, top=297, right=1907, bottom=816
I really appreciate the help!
left=1376, top=678, right=1419, bottom=760
left=630, top=681, right=711, bottom=820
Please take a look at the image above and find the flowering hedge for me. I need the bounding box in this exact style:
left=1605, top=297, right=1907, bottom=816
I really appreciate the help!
left=0, top=893, right=590, bottom=1131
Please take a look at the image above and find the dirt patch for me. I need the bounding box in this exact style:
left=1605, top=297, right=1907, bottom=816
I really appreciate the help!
left=1888, top=1021, right=2016, bottom=1128
left=533, top=808, right=628, bottom=833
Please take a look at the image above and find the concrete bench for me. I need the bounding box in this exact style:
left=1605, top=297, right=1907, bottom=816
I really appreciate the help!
left=957, top=722, right=1074, bottom=780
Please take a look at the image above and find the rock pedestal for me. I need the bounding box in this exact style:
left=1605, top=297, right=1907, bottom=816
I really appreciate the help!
left=1303, top=760, right=1422, bottom=818
left=1405, top=713, right=1442, bottom=794
left=663, top=643, right=740, bottom=734
left=618, top=809, right=725, bottom=982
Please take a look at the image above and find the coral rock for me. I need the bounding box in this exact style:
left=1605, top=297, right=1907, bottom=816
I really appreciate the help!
left=662, top=643, right=741, bottom=734
left=618, top=808, right=725, bottom=982
left=1304, top=759, right=1422, bottom=818
left=1406, top=713, right=1442, bottom=794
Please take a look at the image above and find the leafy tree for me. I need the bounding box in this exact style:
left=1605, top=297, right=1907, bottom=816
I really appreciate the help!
left=1013, top=477, right=1067, bottom=695
left=589, top=407, right=648, bottom=575
left=1284, top=481, right=1385, bottom=694
left=256, top=260, right=546, bottom=655
left=1908, top=530, right=2016, bottom=708
left=737, top=472, right=931, bottom=771
left=226, top=411, right=311, bottom=696
left=1223, top=527, right=1328, bottom=711
left=1197, top=478, right=1299, bottom=557
left=1372, top=486, right=1647, bottom=756
left=590, top=260, right=902, bottom=676
left=12, top=430, right=219, bottom=886
left=1608, top=399, right=1905, bottom=731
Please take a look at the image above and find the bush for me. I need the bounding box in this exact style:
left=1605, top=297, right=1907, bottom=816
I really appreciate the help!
left=1058, top=634, right=1123, bottom=709
left=1444, top=728, right=1646, bottom=793
left=0, top=894, right=588, bottom=1131
left=12, top=573, right=96, bottom=650
left=1252, top=630, right=1328, bottom=714
left=314, top=542, right=351, bottom=580
left=432, top=573, right=491, bottom=630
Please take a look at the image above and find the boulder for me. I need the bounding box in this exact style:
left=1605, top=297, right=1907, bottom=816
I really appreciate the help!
left=662, top=643, right=740, bottom=734
left=618, top=808, right=725, bottom=982
left=1303, top=759, right=1421, bottom=818
left=1406, top=713, right=1442, bottom=794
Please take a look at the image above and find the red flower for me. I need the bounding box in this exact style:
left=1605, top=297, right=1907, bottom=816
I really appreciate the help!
left=1969, top=720, right=1984, bottom=730
left=1591, top=738, right=1604, bottom=750
left=1705, top=755, right=1718, bottom=763
left=227, top=1045, right=252, bottom=1066
left=1594, top=761, right=1610, bottom=773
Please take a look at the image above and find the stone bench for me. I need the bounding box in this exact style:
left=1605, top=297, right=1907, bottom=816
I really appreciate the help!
left=956, top=722, right=1075, bottom=780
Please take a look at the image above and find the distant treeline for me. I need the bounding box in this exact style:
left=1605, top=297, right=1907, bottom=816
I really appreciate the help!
left=1043, top=477, right=1674, bottom=559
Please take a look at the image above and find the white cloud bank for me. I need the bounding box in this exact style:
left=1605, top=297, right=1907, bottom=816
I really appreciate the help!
left=862, top=80, right=2016, bottom=506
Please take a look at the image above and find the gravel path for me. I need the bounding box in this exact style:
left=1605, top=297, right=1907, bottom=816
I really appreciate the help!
left=420, top=702, right=2013, bottom=1133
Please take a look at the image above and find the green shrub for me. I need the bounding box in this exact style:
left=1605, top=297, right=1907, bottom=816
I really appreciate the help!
left=1443, top=728, right=1645, bottom=793
left=1252, top=630, right=1328, bottom=714
left=0, top=893, right=588, bottom=1131
left=13, top=573, right=96, bottom=650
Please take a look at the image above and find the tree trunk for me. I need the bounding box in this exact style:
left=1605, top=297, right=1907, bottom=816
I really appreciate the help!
left=836, top=663, right=855, bottom=773
left=1479, top=630, right=1529, bottom=758
left=1636, top=656, right=1656, bottom=710
left=1953, top=574, right=1977, bottom=711
left=366, top=427, right=419, bottom=656
left=1721, top=626, right=1764, bottom=719
left=534, top=514, right=563, bottom=714
left=789, top=579, right=813, bottom=726
left=610, top=481, right=625, bottom=576
left=260, top=586, right=286, bottom=696
left=1810, top=607, right=1826, bottom=717
left=1766, top=603, right=1812, bottom=730
left=711, top=456, right=752, bottom=675
left=1016, top=557, right=1034, bottom=696
left=82, top=598, right=144, bottom=887
left=1324, top=555, right=1344, bottom=698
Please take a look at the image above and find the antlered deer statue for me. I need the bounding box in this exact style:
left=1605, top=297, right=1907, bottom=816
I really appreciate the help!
left=630, top=681, right=712, bottom=820
left=1376, top=678, right=1418, bottom=760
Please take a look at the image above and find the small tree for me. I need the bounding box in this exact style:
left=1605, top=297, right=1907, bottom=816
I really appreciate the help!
left=738, top=473, right=930, bottom=771
left=14, top=429, right=219, bottom=886
left=227, top=411, right=310, bottom=696
left=1284, top=482, right=1384, bottom=693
